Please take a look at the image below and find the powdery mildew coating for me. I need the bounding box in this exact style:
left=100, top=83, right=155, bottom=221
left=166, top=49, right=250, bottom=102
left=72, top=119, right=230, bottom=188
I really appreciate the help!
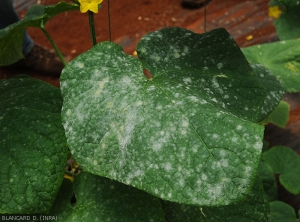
left=60, top=27, right=280, bottom=207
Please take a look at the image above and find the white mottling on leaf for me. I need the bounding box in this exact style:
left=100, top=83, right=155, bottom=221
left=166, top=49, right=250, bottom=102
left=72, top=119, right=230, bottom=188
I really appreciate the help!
left=183, top=77, right=192, bottom=84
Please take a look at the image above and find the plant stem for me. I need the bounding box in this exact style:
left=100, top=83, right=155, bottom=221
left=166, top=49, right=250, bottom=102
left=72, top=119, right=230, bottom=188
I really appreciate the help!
left=88, top=11, right=97, bottom=46
left=41, top=28, right=67, bottom=66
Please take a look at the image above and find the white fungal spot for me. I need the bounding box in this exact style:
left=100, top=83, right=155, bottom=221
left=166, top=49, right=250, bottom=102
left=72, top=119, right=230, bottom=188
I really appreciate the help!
left=236, top=125, right=243, bottom=130
left=174, top=52, right=180, bottom=58
left=94, top=77, right=109, bottom=95
left=183, top=77, right=192, bottom=84
left=75, top=62, right=84, bottom=68
left=213, top=134, right=219, bottom=139
left=182, top=120, right=189, bottom=127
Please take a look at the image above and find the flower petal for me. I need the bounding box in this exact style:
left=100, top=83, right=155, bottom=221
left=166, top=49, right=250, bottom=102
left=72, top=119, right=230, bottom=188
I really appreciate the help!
left=80, top=3, right=90, bottom=13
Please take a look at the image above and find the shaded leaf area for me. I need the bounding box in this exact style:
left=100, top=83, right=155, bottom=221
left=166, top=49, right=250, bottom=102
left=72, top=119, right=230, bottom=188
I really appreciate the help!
left=274, top=5, right=300, bottom=40
left=0, top=2, right=79, bottom=66
left=270, top=201, right=299, bottom=222
left=262, top=146, right=300, bottom=195
left=48, top=172, right=166, bottom=222
left=60, top=28, right=283, bottom=206
left=278, top=0, right=300, bottom=9
left=162, top=177, right=270, bottom=222
left=242, top=39, right=300, bottom=92
left=0, top=76, right=68, bottom=214
left=259, top=100, right=289, bottom=128
left=259, top=161, right=278, bottom=201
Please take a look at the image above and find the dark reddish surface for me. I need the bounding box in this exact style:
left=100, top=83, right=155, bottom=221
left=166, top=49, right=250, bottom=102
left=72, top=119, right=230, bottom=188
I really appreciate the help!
left=1, top=0, right=300, bottom=214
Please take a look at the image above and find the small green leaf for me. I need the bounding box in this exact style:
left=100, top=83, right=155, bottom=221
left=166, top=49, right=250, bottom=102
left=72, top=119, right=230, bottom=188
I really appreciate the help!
left=162, top=176, right=270, bottom=222
left=274, top=5, right=300, bottom=40
left=263, top=146, right=300, bottom=195
left=0, top=76, right=68, bottom=214
left=242, top=39, right=300, bottom=92
left=61, top=28, right=283, bottom=207
left=0, top=2, right=79, bottom=66
left=49, top=172, right=166, bottom=221
left=270, top=201, right=299, bottom=222
left=259, top=161, right=278, bottom=201
left=259, top=100, right=290, bottom=128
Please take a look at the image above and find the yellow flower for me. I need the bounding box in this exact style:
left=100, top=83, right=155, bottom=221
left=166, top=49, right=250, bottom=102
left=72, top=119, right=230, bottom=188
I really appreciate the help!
left=268, top=6, right=282, bottom=19
left=78, top=0, right=103, bottom=13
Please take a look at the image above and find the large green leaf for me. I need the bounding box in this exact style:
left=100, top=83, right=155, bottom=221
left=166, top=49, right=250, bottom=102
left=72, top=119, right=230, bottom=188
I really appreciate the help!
left=270, top=201, right=299, bottom=222
left=274, top=5, right=300, bottom=40
left=162, top=177, right=270, bottom=222
left=60, top=28, right=283, bottom=206
left=242, top=39, right=300, bottom=92
left=48, top=172, right=166, bottom=221
left=0, top=2, right=79, bottom=66
left=0, top=76, right=68, bottom=214
left=262, top=146, right=300, bottom=195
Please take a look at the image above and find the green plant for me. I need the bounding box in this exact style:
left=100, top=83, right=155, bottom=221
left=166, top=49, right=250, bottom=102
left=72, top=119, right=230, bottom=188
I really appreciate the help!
left=259, top=145, right=300, bottom=221
left=0, top=0, right=298, bottom=221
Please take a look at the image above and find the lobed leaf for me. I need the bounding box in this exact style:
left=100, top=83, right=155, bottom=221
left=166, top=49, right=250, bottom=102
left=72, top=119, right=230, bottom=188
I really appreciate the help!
left=270, top=201, right=299, bottom=222
left=60, top=28, right=283, bottom=206
left=0, top=76, right=68, bottom=214
left=263, top=146, right=300, bottom=195
left=242, top=39, right=300, bottom=92
left=0, top=2, right=79, bottom=66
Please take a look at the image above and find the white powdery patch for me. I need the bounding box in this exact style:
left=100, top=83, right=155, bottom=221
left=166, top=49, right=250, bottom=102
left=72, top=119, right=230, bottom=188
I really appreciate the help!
left=219, top=150, right=226, bottom=157
left=182, top=120, right=189, bottom=128
left=117, top=109, right=138, bottom=167
left=217, top=63, right=223, bottom=69
left=213, top=134, right=219, bottom=139
left=236, top=125, right=243, bottom=131
left=220, top=159, right=228, bottom=167
left=188, top=95, right=199, bottom=103
left=164, top=162, right=173, bottom=172
left=75, top=61, right=84, bottom=68
left=183, top=77, right=192, bottom=84
left=253, top=141, right=263, bottom=152
left=94, top=77, right=109, bottom=95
